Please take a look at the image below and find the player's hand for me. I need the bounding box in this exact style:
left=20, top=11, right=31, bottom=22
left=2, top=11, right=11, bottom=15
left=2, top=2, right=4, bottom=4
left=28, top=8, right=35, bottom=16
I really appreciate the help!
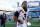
left=20, top=21, right=23, bottom=24
left=27, top=22, right=31, bottom=26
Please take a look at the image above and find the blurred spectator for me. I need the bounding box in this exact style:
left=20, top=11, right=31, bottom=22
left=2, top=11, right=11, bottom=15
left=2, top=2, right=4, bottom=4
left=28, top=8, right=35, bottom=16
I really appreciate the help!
left=0, top=13, right=7, bottom=27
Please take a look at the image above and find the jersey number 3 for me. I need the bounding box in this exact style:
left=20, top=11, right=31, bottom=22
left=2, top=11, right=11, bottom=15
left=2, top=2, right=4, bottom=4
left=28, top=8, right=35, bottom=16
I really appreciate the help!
left=23, top=14, right=26, bottom=20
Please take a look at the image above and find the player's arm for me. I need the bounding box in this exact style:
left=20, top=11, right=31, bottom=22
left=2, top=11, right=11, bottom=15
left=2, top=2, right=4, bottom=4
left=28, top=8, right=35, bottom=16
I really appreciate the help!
left=27, top=18, right=31, bottom=26
left=13, top=16, right=23, bottom=24
left=13, top=16, right=18, bottom=21
left=13, top=11, right=23, bottom=24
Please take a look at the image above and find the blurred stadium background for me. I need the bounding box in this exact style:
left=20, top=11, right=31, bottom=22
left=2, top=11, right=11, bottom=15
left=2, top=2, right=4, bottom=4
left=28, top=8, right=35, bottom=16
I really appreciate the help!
left=0, top=0, right=40, bottom=27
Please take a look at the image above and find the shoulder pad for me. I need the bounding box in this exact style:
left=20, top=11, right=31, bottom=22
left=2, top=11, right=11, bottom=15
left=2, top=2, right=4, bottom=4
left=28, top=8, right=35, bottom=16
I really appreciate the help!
left=17, top=7, right=23, bottom=12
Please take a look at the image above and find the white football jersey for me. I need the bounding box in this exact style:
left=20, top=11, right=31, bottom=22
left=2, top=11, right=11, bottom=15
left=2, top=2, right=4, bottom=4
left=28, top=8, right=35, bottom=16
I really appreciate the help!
left=15, top=7, right=29, bottom=27
left=17, top=7, right=28, bottom=23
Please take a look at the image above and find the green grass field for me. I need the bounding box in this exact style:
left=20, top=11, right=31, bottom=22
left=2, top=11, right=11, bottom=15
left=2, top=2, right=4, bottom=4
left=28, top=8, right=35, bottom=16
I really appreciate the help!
left=28, top=18, right=40, bottom=27
left=0, top=18, right=40, bottom=27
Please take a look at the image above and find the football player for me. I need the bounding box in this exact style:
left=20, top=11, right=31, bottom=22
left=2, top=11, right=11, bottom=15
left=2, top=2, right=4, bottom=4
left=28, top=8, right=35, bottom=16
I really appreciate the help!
left=13, top=1, right=31, bottom=27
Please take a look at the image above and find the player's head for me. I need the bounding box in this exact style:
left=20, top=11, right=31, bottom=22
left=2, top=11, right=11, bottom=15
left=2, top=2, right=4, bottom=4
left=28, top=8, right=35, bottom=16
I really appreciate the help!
left=22, top=1, right=27, bottom=8
left=3, top=13, right=5, bottom=16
